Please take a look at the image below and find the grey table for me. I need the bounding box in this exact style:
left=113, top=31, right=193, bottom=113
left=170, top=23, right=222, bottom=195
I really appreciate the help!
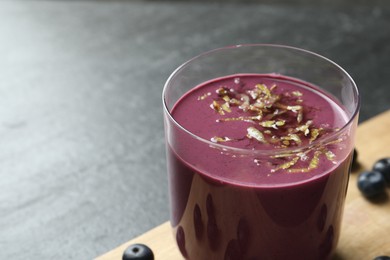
left=0, top=1, right=389, bottom=259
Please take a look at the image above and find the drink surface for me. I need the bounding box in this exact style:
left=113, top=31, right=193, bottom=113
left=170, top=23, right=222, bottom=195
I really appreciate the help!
left=170, top=74, right=349, bottom=187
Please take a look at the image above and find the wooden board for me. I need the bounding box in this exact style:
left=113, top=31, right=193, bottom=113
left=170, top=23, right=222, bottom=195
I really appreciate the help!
left=96, top=110, right=390, bottom=260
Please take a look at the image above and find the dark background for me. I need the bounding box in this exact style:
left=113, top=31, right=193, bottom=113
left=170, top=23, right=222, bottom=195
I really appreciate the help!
left=0, top=0, right=389, bottom=259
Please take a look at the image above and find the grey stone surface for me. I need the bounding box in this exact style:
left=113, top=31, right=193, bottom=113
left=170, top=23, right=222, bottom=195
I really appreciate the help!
left=0, top=0, right=388, bottom=259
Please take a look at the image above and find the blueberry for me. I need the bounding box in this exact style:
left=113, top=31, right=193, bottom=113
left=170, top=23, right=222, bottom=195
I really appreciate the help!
left=373, top=158, right=390, bottom=184
left=373, top=256, right=390, bottom=260
left=352, top=148, right=358, bottom=166
left=123, top=244, right=154, bottom=260
left=357, top=171, right=386, bottom=198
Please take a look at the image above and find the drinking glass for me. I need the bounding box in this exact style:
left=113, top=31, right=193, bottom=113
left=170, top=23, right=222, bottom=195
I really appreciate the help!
left=162, top=44, right=360, bottom=260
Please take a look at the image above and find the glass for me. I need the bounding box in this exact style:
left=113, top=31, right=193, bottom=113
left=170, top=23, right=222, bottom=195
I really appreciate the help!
left=162, top=44, right=360, bottom=259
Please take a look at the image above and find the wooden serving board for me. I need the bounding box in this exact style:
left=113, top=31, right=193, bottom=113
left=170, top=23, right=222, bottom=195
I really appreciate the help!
left=97, top=110, right=390, bottom=260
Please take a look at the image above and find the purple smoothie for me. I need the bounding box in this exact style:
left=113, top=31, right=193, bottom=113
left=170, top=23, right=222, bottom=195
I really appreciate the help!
left=166, top=74, right=353, bottom=260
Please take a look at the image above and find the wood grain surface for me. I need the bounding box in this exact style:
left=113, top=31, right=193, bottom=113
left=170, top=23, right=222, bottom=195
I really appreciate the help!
left=97, top=110, right=390, bottom=260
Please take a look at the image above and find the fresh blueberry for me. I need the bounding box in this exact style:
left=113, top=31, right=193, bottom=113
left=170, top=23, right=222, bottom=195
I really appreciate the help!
left=352, top=148, right=358, bottom=166
left=372, top=158, right=390, bottom=184
left=123, top=244, right=154, bottom=260
left=373, top=256, right=390, bottom=260
left=357, top=171, right=386, bottom=198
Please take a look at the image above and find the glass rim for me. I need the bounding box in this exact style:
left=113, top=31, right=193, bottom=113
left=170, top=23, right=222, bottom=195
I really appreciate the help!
left=162, top=44, right=360, bottom=156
